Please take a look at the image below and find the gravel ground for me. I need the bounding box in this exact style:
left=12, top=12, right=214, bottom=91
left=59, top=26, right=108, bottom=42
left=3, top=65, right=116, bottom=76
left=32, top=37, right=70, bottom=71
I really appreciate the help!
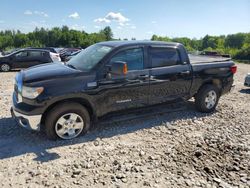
left=0, top=63, right=250, bottom=188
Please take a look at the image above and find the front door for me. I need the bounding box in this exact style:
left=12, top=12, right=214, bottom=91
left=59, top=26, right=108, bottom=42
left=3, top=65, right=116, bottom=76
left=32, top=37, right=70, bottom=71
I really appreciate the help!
left=94, top=47, right=150, bottom=116
left=12, top=51, right=31, bottom=69
left=148, top=46, right=192, bottom=104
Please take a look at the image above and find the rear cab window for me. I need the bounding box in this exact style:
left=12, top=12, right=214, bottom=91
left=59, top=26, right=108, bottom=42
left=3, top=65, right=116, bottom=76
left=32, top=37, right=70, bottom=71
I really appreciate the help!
left=149, top=47, right=181, bottom=68
left=109, top=48, right=144, bottom=71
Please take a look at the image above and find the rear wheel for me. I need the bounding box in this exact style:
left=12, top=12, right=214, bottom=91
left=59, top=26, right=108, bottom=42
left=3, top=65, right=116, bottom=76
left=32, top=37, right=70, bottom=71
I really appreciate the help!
left=1, top=64, right=10, bottom=72
left=45, top=102, right=90, bottom=140
left=195, top=85, right=220, bottom=113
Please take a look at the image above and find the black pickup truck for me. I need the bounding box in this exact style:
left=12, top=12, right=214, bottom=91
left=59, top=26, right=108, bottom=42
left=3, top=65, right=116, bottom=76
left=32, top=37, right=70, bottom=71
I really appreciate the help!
left=11, top=41, right=237, bottom=140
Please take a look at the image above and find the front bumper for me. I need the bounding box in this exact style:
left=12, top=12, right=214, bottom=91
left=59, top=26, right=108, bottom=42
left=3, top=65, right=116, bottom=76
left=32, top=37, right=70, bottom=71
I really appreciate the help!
left=11, top=107, right=42, bottom=131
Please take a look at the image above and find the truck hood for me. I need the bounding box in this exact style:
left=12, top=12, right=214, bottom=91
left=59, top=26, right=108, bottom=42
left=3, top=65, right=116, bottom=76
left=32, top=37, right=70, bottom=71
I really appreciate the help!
left=22, top=62, right=81, bottom=83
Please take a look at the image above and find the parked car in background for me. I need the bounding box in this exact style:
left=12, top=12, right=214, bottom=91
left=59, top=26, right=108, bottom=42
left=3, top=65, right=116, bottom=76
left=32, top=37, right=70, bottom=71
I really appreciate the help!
left=64, top=50, right=82, bottom=62
left=0, top=49, right=55, bottom=72
left=26, top=47, right=61, bottom=61
left=11, top=41, right=237, bottom=140
left=60, top=48, right=82, bottom=61
left=244, top=73, right=250, bottom=87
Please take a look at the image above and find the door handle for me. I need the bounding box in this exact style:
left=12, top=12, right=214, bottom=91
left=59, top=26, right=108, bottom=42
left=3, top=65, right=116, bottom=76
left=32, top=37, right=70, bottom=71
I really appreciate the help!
left=138, top=75, right=149, bottom=79
left=180, top=71, right=190, bottom=75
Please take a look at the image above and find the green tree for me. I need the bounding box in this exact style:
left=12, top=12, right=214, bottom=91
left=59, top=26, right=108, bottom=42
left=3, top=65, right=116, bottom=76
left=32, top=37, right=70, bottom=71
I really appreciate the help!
left=225, top=33, right=246, bottom=49
left=101, top=26, right=113, bottom=41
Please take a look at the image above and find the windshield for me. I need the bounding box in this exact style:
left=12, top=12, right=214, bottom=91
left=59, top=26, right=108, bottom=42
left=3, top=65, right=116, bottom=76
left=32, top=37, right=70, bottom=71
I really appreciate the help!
left=67, top=44, right=113, bottom=71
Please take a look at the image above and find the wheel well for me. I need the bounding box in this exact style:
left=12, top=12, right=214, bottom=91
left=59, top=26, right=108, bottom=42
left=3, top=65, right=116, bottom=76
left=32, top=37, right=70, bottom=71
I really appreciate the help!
left=41, top=98, right=95, bottom=127
left=194, top=79, right=222, bottom=97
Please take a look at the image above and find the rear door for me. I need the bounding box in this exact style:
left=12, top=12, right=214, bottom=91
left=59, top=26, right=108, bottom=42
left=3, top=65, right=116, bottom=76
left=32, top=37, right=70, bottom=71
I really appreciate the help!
left=94, top=46, right=150, bottom=116
left=38, top=51, right=52, bottom=64
left=148, top=46, right=192, bottom=104
left=27, top=51, right=44, bottom=67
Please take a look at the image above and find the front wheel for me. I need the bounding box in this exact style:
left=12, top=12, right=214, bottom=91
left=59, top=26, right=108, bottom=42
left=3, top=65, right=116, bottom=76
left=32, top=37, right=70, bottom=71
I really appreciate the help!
left=195, top=85, right=220, bottom=113
left=45, top=102, right=90, bottom=140
left=1, top=64, right=10, bottom=72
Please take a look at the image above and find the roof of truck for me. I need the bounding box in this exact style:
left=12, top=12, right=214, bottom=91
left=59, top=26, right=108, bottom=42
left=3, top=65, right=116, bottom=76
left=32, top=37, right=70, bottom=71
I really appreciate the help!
left=98, top=40, right=180, bottom=48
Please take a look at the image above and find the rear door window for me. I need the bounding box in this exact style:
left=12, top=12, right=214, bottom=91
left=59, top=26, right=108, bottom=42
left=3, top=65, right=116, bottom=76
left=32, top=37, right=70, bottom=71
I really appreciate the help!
left=150, top=48, right=180, bottom=68
left=110, top=48, right=144, bottom=71
left=29, top=51, right=42, bottom=57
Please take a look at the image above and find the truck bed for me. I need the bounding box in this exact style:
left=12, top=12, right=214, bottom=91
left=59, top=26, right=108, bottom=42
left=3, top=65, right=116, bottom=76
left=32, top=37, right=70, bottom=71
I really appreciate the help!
left=189, top=54, right=231, bottom=64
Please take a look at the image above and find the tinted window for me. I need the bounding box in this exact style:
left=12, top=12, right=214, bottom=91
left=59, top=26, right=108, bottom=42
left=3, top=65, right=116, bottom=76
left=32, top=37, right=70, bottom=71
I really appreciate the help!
left=29, top=51, right=42, bottom=57
left=15, top=51, right=28, bottom=57
left=150, top=48, right=180, bottom=68
left=110, top=48, right=144, bottom=71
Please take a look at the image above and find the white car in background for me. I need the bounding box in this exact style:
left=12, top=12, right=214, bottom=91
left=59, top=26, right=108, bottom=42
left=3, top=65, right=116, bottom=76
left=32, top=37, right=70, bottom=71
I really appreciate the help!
left=49, top=52, right=61, bottom=62
left=244, top=73, right=250, bottom=87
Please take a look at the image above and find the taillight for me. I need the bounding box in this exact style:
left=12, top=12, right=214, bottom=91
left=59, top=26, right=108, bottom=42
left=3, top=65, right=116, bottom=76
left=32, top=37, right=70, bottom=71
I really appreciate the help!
left=230, top=65, right=237, bottom=74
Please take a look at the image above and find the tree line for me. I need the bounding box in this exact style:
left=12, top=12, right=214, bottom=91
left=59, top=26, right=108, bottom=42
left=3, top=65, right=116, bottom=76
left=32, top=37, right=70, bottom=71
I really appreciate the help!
left=0, top=26, right=249, bottom=60
left=151, top=33, right=250, bottom=60
left=0, top=26, right=113, bottom=51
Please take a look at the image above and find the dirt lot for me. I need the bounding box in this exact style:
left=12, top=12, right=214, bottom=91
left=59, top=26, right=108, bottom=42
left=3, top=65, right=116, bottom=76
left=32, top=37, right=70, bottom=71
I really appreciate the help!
left=0, top=63, right=249, bottom=188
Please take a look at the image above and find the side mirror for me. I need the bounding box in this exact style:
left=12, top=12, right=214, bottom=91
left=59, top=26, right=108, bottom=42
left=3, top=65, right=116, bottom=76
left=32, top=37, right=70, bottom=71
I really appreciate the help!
left=110, top=61, right=128, bottom=75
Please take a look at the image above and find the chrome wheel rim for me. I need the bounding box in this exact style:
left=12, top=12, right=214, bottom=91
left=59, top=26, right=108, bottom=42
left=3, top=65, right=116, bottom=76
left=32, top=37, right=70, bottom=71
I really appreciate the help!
left=55, top=113, right=84, bottom=139
left=1, top=64, right=10, bottom=72
left=205, top=91, right=217, bottom=109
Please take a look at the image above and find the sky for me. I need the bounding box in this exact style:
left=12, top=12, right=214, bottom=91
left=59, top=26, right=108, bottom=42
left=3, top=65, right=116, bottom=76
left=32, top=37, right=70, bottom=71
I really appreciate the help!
left=0, top=0, right=249, bottom=39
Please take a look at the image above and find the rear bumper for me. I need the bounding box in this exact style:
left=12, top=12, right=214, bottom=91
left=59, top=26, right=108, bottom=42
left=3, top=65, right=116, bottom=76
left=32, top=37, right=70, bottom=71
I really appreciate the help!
left=11, top=107, right=42, bottom=131
left=221, top=78, right=234, bottom=95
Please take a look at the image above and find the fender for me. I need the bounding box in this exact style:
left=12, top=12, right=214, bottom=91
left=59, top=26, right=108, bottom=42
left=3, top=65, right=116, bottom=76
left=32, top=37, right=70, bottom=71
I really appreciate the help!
left=41, top=93, right=97, bottom=119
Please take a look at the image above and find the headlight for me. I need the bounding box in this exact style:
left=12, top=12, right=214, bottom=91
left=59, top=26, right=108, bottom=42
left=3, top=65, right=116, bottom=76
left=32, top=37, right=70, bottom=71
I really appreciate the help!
left=22, top=86, right=44, bottom=99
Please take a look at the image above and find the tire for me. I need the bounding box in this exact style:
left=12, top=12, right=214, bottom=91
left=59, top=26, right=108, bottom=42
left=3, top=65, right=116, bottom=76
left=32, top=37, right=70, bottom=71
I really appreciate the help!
left=1, top=63, right=10, bottom=72
left=195, top=85, right=220, bottom=113
left=45, top=102, right=90, bottom=140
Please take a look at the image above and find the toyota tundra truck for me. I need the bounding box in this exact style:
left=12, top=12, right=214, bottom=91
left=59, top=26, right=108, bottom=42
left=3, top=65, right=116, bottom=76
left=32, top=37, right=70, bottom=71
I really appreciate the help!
left=11, top=41, right=237, bottom=140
